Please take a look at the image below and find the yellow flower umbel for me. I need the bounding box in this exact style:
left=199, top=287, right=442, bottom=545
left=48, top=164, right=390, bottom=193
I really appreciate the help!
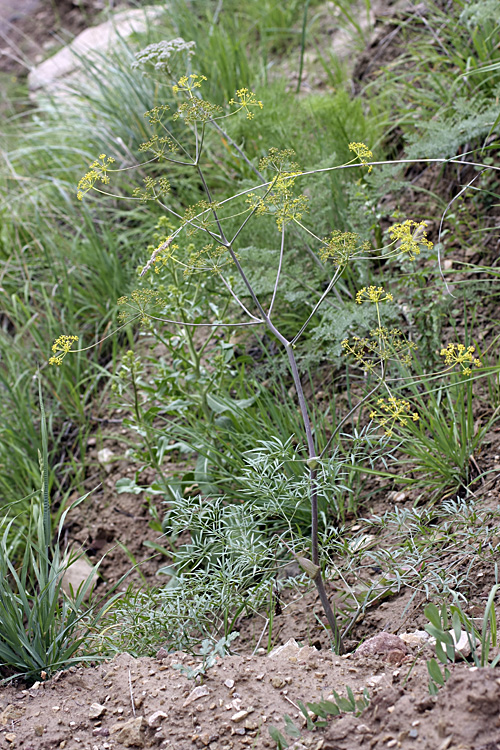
left=319, top=230, right=370, bottom=266
left=348, top=142, right=373, bottom=172
left=356, top=286, right=393, bottom=304
left=389, top=220, right=433, bottom=260
left=342, top=328, right=417, bottom=372
left=370, top=397, right=419, bottom=437
left=440, top=343, right=482, bottom=376
left=172, top=73, right=206, bottom=94
left=229, top=88, right=263, bottom=119
left=247, top=148, right=308, bottom=230
left=49, top=335, right=78, bottom=366
left=77, top=154, right=115, bottom=200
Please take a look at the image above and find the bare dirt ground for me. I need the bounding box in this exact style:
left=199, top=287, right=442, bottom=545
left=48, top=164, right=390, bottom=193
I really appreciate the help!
left=2, top=2, right=500, bottom=749
left=2, top=641, right=500, bottom=749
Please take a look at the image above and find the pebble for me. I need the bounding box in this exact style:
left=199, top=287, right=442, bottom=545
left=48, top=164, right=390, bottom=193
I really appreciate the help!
left=148, top=710, right=168, bottom=728
left=110, top=716, right=144, bottom=748
left=231, top=708, right=254, bottom=723
left=271, top=677, right=286, bottom=689
left=89, top=703, right=106, bottom=719
left=183, top=685, right=210, bottom=707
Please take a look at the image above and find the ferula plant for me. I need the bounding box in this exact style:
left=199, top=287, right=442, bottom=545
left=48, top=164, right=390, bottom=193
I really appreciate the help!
left=52, top=38, right=491, bottom=654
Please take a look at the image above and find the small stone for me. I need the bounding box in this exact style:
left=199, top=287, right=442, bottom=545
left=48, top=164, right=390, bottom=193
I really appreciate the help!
left=89, top=703, right=107, bottom=719
left=97, top=448, right=115, bottom=470
left=5, top=734, right=16, bottom=743
left=1, top=705, right=25, bottom=722
left=409, top=729, right=418, bottom=738
left=271, top=677, right=286, bottom=689
left=268, top=638, right=318, bottom=663
left=156, top=647, right=169, bottom=660
left=356, top=633, right=409, bottom=659
left=356, top=724, right=371, bottom=734
left=147, top=710, right=168, bottom=728
left=93, top=728, right=110, bottom=737
left=386, top=649, right=406, bottom=665
left=61, top=555, right=98, bottom=599
left=34, top=726, right=45, bottom=737
left=231, top=708, right=254, bottom=723
left=224, top=679, right=235, bottom=689
left=448, top=629, right=477, bottom=657
left=110, top=716, right=144, bottom=747
left=183, top=685, right=210, bottom=707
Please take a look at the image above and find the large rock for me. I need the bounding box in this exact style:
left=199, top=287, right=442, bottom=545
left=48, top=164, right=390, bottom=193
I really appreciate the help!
left=28, top=6, right=164, bottom=94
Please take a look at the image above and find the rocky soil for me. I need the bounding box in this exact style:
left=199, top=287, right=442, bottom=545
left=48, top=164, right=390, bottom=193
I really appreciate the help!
left=3, top=637, right=500, bottom=750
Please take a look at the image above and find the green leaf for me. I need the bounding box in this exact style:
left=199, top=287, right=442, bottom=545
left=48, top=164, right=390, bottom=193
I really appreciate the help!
left=115, top=477, right=144, bottom=495
left=315, top=700, right=340, bottom=716
left=296, top=699, right=315, bottom=730
left=427, top=658, right=445, bottom=686
left=283, top=715, right=301, bottom=739
left=307, top=702, right=329, bottom=719
left=435, top=640, right=451, bottom=666
left=268, top=726, right=289, bottom=749
left=424, top=603, right=442, bottom=629
left=451, top=610, right=462, bottom=643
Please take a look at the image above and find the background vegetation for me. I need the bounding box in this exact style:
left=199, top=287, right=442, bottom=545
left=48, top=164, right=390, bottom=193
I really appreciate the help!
left=1, top=0, right=500, bottom=680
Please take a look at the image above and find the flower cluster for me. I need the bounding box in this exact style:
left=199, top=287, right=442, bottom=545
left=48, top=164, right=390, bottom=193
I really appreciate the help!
left=348, top=142, right=373, bottom=172
left=172, top=73, right=205, bottom=94
left=259, top=148, right=299, bottom=174
left=388, top=220, right=433, bottom=260
left=117, top=289, right=165, bottom=325
left=355, top=286, right=393, bottom=304
left=143, top=105, right=170, bottom=125
left=77, top=154, right=115, bottom=200
left=132, top=176, right=170, bottom=203
left=182, top=200, right=219, bottom=235
left=49, top=335, right=78, bottom=366
left=319, top=230, right=370, bottom=266
left=229, top=88, right=263, bottom=120
left=342, top=328, right=417, bottom=371
left=184, top=242, right=235, bottom=276
left=133, top=38, right=196, bottom=73
left=248, top=149, right=308, bottom=229
left=139, top=134, right=178, bottom=159
left=174, top=98, right=223, bottom=123
left=370, top=397, right=419, bottom=436
left=440, top=343, right=482, bottom=375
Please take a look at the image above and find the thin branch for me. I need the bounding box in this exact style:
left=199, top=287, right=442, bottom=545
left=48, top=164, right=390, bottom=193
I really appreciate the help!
left=291, top=266, right=343, bottom=345
left=269, top=223, right=286, bottom=318
left=218, top=273, right=263, bottom=321
left=437, top=169, right=485, bottom=297
left=146, top=312, right=262, bottom=328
